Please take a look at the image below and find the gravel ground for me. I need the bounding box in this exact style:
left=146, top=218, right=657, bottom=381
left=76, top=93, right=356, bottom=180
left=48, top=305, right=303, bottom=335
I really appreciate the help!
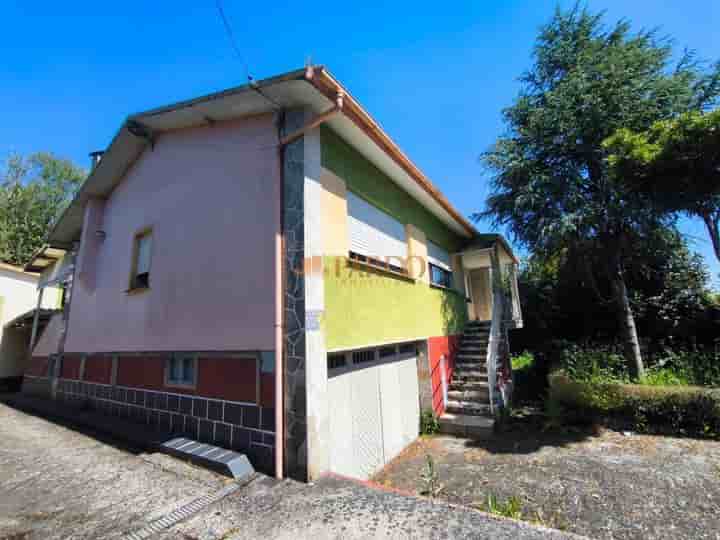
left=373, top=422, right=720, bottom=540
left=0, top=400, right=578, bottom=539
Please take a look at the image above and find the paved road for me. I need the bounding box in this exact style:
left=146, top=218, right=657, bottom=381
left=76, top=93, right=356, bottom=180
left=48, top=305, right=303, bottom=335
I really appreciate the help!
left=0, top=400, right=578, bottom=539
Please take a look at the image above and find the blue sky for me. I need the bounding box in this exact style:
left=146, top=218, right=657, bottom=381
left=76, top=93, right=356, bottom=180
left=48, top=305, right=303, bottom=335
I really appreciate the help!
left=2, top=1, right=718, bottom=285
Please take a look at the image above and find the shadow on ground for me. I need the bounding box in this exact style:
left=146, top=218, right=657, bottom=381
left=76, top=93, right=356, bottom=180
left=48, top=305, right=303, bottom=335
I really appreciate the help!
left=462, top=407, right=597, bottom=455
left=1, top=391, right=147, bottom=455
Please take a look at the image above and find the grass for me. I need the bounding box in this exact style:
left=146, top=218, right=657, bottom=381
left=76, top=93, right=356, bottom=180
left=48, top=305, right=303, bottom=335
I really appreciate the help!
left=473, top=493, right=568, bottom=531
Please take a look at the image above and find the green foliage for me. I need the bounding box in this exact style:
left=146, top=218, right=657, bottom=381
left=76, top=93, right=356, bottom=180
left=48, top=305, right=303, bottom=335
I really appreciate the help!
left=418, top=454, right=443, bottom=497
left=478, top=4, right=720, bottom=373
left=420, top=410, right=440, bottom=435
left=479, top=494, right=524, bottom=520
left=549, top=370, right=720, bottom=438
left=557, top=345, right=720, bottom=388
left=641, top=367, right=691, bottom=387
left=604, top=109, right=720, bottom=261
left=511, top=351, right=534, bottom=371
left=514, top=227, right=718, bottom=354
left=0, top=152, right=86, bottom=266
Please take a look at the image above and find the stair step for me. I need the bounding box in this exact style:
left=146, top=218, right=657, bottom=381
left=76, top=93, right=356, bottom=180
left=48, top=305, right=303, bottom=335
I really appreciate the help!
left=448, top=388, right=489, bottom=401
left=452, top=371, right=489, bottom=381
left=456, top=354, right=486, bottom=361
left=446, top=400, right=492, bottom=416
left=459, top=347, right=486, bottom=354
left=439, top=413, right=494, bottom=438
left=449, top=379, right=489, bottom=390
left=466, top=320, right=491, bottom=327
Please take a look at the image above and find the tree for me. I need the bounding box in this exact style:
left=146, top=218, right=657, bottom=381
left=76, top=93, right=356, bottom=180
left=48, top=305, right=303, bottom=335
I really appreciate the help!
left=604, top=108, right=720, bottom=262
left=477, top=5, right=720, bottom=377
left=515, top=226, right=715, bottom=355
left=0, top=152, right=86, bottom=266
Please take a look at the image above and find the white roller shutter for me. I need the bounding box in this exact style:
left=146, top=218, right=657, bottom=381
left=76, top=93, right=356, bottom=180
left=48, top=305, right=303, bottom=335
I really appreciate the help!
left=348, top=192, right=407, bottom=260
left=427, top=240, right=451, bottom=271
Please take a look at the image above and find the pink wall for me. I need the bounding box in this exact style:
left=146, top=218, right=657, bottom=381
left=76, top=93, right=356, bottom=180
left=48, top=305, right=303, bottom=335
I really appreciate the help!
left=64, top=115, right=279, bottom=353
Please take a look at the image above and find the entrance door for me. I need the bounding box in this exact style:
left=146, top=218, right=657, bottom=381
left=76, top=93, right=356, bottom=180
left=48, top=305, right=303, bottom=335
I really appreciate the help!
left=469, top=268, right=492, bottom=321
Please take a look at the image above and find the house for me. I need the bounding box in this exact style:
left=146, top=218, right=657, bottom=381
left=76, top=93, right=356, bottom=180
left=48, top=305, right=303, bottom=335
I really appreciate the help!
left=0, top=262, right=61, bottom=390
left=22, top=66, right=522, bottom=481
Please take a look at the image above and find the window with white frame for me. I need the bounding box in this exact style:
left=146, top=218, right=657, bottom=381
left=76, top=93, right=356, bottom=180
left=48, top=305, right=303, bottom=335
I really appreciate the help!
left=428, top=240, right=452, bottom=288
left=166, top=353, right=196, bottom=387
left=347, top=192, right=408, bottom=274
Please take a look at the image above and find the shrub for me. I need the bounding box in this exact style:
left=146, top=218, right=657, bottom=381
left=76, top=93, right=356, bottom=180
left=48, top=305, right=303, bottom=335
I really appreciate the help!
left=420, top=410, right=440, bottom=435
left=549, top=371, right=720, bottom=438
left=641, top=367, right=691, bottom=386
left=511, top=351, right=535, bottom=371
left=511, top=350, right=550, bottom=404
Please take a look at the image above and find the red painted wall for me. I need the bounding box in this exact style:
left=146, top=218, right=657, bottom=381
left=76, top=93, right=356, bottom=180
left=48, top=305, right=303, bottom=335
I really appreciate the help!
left=53, top=354, right=264, bottom=404
left=60, top=356, right=82, bottom=380
left=116, top=356, right=164, bottom=389
left=84, top=356, right=113, bottom=384
left=197, top=357, right=257, bottom=402
left=259, top=373, right=274, bottom=407
left=428, top=335, right=460, bottom=416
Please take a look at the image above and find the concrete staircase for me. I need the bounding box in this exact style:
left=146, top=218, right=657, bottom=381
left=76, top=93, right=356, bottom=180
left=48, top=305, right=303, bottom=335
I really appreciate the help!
left=439, top=320, right=495, bottom=438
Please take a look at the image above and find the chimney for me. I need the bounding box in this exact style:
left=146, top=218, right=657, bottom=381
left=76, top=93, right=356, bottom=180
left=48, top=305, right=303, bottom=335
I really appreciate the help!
left=89, top=150, right=104, bottom=171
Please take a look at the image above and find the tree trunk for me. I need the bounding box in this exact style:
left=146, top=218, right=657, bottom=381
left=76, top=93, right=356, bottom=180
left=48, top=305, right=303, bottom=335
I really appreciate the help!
left=701, top=211, right=720, bottom=263
left=610, top=263, right=644, bottom=379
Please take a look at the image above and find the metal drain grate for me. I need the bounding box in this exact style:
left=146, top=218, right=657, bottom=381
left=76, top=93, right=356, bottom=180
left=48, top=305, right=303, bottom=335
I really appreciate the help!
left=124, top=481, right=246, bottom=540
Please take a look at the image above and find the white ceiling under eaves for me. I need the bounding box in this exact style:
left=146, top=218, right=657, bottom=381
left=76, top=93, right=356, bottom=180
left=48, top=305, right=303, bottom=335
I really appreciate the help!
left=48, top=76, right=470, bottom=245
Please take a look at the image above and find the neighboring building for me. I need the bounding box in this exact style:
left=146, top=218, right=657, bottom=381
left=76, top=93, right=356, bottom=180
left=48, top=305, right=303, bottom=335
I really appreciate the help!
left=0, top=262, right=60, bottom=390
left=22, top=66, right=522, bottom=481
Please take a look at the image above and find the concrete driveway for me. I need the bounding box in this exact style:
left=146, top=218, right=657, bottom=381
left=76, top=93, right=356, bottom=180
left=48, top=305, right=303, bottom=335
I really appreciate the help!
left=0, top=399, right=578, bottom=539
left=373, top=425, right=720, bottom=539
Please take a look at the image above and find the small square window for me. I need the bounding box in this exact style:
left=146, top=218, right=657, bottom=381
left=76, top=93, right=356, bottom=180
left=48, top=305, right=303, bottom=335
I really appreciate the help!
left=327, top=354, right=347, bottom=370
left=130, top=229, right=152, bottom=291
left=166, top=354, right=196, bottom=387
left=429, top=263, right=452, bottom=288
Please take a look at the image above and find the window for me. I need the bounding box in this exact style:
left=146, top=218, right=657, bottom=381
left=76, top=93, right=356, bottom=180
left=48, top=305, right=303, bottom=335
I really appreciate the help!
left=347, top=192, right=408, bottom=273
left=129, top=229, right=152, bottom=291
left=327, top=353, right=347, bottom=370
left=430, top=264, right=453, bottom=288
left=166, top=354, right=196, bottom=387
left=379, top=346, right=397, bottom=359
left=352, top=349, right=376, bottom=365
left=398, top=343, right=416, bottom=355
left=427, top=241, right=452, bottom=288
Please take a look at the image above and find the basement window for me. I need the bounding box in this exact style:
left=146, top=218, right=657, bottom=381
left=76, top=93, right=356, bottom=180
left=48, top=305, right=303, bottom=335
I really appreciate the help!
left=379, top=346, right=397, bottom=359
left=129, top=228, right=152, bottom=291
left=166, top=354, right=196, bottom=387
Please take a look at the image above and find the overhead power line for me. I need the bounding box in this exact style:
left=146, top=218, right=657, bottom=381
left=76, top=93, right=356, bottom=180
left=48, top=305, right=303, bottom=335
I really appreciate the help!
left=214, top=0, right=250, bottom=81
left=213, top=0, right=281, bottom=110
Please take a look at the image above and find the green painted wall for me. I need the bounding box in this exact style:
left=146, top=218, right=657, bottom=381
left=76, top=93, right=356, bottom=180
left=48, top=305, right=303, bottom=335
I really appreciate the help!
left=320, top=126, right=464, bottom=252
left=323, top=257, right=468, bottom=351
left=320, top=127, right=469, bottom=349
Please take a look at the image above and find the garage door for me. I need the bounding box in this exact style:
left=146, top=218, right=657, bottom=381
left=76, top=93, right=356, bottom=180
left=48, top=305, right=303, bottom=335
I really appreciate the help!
left=327, top=343, right=420, bottom=479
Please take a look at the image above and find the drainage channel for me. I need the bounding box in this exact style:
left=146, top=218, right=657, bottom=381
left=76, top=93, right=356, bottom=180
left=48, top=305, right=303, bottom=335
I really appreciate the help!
left=124, top=476, right=255, bottom=540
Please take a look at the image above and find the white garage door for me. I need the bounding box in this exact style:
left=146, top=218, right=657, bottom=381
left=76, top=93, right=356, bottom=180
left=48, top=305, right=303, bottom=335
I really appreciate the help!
left=327, top=343, right=420, bottom=479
